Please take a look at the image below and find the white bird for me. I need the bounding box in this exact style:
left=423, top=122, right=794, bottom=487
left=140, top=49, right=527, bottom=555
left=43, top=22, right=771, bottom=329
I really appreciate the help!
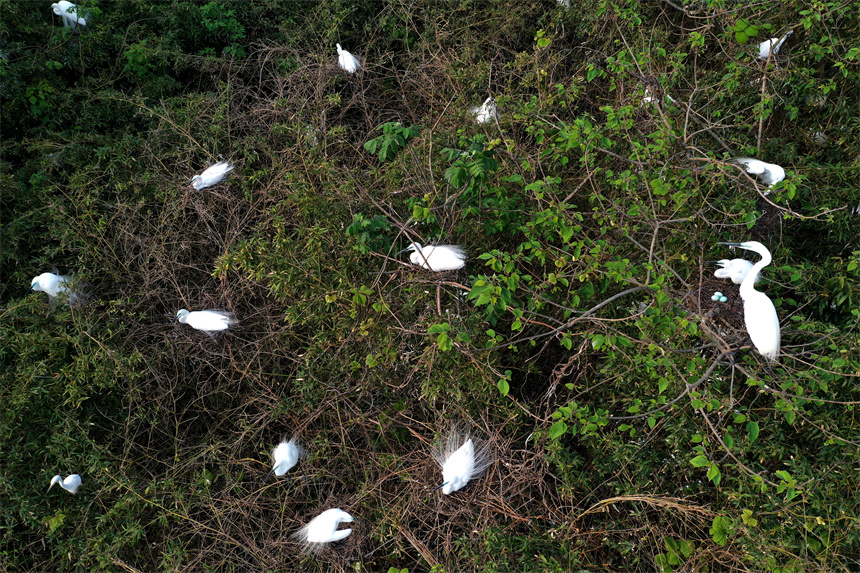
left=402, top=243, right=466, bottom=272
left=433, top=433, right=493, bottom=495
left=711, top=258, right=758, bottom=285
left=293, top=508, right=355, bottom=552
left=718, top=241, right=780, bottom=361
left=471, top=97, right=498, bottom=124
left=173, top=309, right=236, bottom=332
left=641, top=87, right=676, bottom=106
left=49, top=474, right=82, bottom=494
left=30, top=272, right=79, bottom=304
left=758, top=31, right=793, bottom=60
left=734, top=158, right=785, bottom=191
left=265, top=438, right=303, bottom=480
left=52, top=1, right=86, bottom=27
left=191, top=161, right=233, bottom=190
left=336, top=44, right=361, bottom=73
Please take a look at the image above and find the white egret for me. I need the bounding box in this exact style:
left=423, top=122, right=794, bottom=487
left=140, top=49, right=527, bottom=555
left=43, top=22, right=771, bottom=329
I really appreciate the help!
left=711, top=258, right=757, bottom=285
left=402, top=243, right=466, bottom=272
left=30, top=272, right=79, bottom=304
left=173, top=309, right=236, bottom=332
left=718, top=241, right=780, bottom=361
left=49, top=474, right=82, bottom=494
left=191, top=161, right=233, bottom=190
left=433, top=433, right=493, bottom=495
left=336, top=44, right=361, bottom=74
left=758, top=31, right=792, bottom=60
left=293, top=508, right=355, bottom=552
left=52, top=2, right=86, bottom=27
left=265, top=438, right=303, bottom=481
left=641, top=87, right=676, bottom=106
left=471, top=97, right=498, bottom=124
left=733, top=158, right=785, bottom=192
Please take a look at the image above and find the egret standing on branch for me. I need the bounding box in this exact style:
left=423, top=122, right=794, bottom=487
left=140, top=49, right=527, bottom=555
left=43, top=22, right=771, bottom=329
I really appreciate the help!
left=733, top=158, right=785, bottom=192
left=173, top=309, right=236, bottom=332
left=718, top=241, right=781, bottom=361
left=401, top=243, right=466, bottom=272
left=49, top=474, right=82, bottom=494
left=30, top=272, right=79, bottom=305
left=336, top=44, right=361, bottom=74
left=265, top=438, right=303, bottom=481
left=758, top=31, right=793, bottom=60
left=191, top=161, right=233, bottom=190
left=52, top=2, right=86, bottom=27
left=433, top=432, right=493, bottom=495
left=293, top=508, right=356, bottom=552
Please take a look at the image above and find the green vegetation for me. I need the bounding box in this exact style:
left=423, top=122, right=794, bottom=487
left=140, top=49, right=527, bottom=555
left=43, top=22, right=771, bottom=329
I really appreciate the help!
left=2, top=0, right=859, bottom=571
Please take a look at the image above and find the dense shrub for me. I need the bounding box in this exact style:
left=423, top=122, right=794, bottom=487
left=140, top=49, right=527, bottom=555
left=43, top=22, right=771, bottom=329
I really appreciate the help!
left=2, top=1, right=858, bottom=571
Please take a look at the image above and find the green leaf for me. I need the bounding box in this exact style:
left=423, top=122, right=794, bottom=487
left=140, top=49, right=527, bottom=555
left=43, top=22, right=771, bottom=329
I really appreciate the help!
left=428, top=323, right=450, bottom=334
left=710, top=515, right=730, bottom=546
left=497, top=378, right=510, bottom=396
left=690, top=455, right=709, bottom=467
left=746, top=421, right=759, bottom=444
left=548, top=421, right=567, bottom=439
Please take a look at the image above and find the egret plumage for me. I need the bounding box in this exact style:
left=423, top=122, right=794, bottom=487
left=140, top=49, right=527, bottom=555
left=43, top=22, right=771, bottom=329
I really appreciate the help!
left=712, top=258, right=757, bottom=285
left=191, top=161, right=233, bottom=190
left=265, top=438, right=303, bottom=481
left=30, top=272, right=79, bottom=304
left=49, top=474, right=82, bottom=494
left=471, top=97, right=498, bottom=124
left=433, top=433, right=493, bottom=495
left=293, top=508, right=355, bottom=552
left=734, top=158, right=785, bottom=191
left=336, top=44, right=361, bottom=74
left=52, top=2, right=86, bottom=27
left=402, top=243, right=466, bottom=272
left=641, top=87, right=676, bottom=106
left=718, top=241, right=780, bottom=361
left=173, top=309, right=236, bottom=332
left=757, top=31, right=793, bottom=60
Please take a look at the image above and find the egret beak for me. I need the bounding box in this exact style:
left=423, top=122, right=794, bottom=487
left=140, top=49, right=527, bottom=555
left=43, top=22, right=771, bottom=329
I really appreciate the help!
left=705, top=261, right=722, bottom=265
left=397, top=246, right=414, bottom=255
left=717, top=242, right=744, bottom=247
left=264, top=468, right=275, bottom=482
left=431, top=481, right=448, bottom=493
left=171, top=316, right=179, bottom=323
left=48, top=482, right=55, bottom=492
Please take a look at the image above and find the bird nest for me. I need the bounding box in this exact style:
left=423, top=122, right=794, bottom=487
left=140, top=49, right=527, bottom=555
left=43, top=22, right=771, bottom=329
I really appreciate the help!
left=683, top=277, right=746, bottom=334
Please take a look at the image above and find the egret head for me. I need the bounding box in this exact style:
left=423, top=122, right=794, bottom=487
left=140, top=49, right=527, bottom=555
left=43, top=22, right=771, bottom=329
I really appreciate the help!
left=190, top=174, right=202, bottom=188
left=173, top=309, right=190, bottom=324
left=398, top=242, right=422, bottom=255
left=48, top=475, right=62, bottom=490
left=718, top=241, right=765, bottom=253
left=337, top=510, right=354, bottom=524
left=336, top=43, right=343, bottom=53
left=51, top=3, right=63, bottom=15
